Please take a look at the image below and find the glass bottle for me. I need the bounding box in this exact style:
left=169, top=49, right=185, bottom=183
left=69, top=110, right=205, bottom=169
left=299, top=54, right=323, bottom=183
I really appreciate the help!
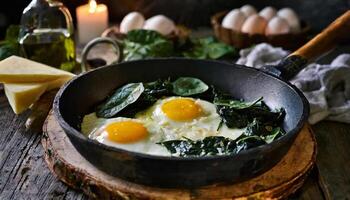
left=18, top=0, right=76, bottom=71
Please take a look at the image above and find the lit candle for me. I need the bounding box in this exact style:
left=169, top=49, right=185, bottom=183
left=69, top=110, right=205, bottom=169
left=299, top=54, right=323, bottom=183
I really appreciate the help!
left=76, top=0, right=108, bottom=44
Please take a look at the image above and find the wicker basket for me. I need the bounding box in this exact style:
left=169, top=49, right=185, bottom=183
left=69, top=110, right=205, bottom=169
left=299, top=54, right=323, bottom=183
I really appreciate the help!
left=211, top=11, right=311, bottom=50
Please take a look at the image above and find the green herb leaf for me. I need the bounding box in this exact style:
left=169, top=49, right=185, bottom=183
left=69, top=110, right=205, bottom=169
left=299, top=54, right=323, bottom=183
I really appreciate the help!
left=214, top=96, right=263, bottom=109
left=172, top=77, right=209, bottom=96
left=158, top=136, right=237, bottom=157
left=123, top=30, right=173, bottom=61
left=118, top=79, right=173, bottom=117
left=235, top=135, right=266, bottom=153
left=96, top=83, right=144, bottom=118
left=263, top=127, right=285, bottom=144
left=182, top=37, right=236, bottom=59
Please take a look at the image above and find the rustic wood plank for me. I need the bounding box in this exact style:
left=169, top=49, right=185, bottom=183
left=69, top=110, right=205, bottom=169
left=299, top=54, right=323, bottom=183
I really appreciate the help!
left=0, top=94, right=87, bottom=200
left=313, top=121, right=350, bottom=200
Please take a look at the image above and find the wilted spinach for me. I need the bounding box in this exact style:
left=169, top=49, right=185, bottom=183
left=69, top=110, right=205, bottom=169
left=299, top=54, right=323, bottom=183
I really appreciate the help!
left=122, top=30, right=174, bottom=61
left=143, top=78, right=173, bottom=98
left=262, top=127, right=285, bottom=144
left=214, top=90, right=285, bottom=128
left=235, top=135, right=266, bottom=153
left=158, top=124, right=285, bottom=157
left=117, top=79, right=174, bottom=117
left=96, top=77, right=211, bottom=118
left=172, top=77, right=209, bottom=96
left=214, top=96, right=263, bottom=109
left=158, top=134, right=271, bottom=157
left=96, top=83, right=144, bottom=118
left=157, top=136, right=238, bottom=157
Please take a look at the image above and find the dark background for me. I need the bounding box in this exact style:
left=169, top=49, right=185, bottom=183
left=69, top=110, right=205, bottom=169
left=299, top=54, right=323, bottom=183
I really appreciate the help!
left=0, top=0, right=349, bottom=39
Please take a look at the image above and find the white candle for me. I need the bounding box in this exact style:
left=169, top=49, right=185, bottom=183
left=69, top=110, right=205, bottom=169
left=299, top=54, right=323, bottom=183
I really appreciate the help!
left=76, top=0, right=108, bottom=44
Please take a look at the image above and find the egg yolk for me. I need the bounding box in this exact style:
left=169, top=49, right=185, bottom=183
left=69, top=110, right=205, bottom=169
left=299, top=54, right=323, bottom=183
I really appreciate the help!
left=106, top=121, right=148, bottom=143
left=161, top=98, right=202, bottom=121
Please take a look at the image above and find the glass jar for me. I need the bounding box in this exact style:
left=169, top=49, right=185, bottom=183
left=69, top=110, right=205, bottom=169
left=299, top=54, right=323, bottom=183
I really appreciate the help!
left=18, top=0, right=76, bottom=71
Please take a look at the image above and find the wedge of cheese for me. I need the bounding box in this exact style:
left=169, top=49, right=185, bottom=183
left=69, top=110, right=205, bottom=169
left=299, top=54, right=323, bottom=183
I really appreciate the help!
left=4, top=83, right=47, bottom=114
left=4, top=76, right=72, bottom=114
left=0, top=56, right=75, bottom=83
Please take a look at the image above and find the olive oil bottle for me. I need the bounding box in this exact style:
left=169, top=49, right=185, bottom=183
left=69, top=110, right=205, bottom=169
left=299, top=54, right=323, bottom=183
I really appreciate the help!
left=19, top=0, right=76, bottom=72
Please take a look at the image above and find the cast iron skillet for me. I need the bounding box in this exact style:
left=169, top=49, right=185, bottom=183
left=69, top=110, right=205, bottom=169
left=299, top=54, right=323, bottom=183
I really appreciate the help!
left=54, top=12, right=350, bottom=188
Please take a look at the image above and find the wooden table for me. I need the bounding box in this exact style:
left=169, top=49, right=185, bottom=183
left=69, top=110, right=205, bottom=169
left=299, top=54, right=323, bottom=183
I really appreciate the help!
left=0, top=93, right=346, bottom=200
left=1, top=44, right=350, bottom=199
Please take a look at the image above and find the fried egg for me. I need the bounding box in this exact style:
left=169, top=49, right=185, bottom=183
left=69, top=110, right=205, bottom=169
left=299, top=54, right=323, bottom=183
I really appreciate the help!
left=135, top=97, right=244, bottom=141
left=81, top=96, right=245, bottom=156
left=81, top=114, right=169, bottom=155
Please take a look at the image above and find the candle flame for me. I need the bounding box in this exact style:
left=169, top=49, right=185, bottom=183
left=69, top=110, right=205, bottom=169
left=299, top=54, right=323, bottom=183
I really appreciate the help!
left=89, top=0, right=97, bottom=13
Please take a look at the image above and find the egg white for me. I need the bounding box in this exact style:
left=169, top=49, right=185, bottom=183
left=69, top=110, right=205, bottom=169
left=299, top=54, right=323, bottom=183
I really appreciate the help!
left=81, top=96, right=245, bottom=156
left=135, top=96, right=245, bottom=141
left=81, top=113, right=169, bottom=156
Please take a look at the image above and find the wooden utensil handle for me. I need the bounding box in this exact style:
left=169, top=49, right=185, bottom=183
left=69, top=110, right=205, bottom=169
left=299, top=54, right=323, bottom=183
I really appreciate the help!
left=290, top=10, right=350, bottom=60
left=270, top=11, right=350, bottom=80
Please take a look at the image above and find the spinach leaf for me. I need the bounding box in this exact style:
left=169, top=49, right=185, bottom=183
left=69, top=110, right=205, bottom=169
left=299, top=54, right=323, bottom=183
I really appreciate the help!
left=214, top=89, right=285, bottom=129
left=96, top=83, right=144, bottom=118
left=262, top=127, right=285, bottom=144
left=216, top=107, right=250, bottom=128
left=158, top=133, right=272, bottom=157
left=144, top=78, right=173, bottom=98
left=182, top=37, right=236, bottom=59
left=122, top=30, right=173, bottom=61
left=172, top=77, right=209, bottom=96
left=239, top=118, right=285, bottom=145
left=236, top=135, right=266, bottom=153
left=118, top=79, right=173, bottom=117
left=244, top=118, right=267, bottom=136
left=214, top=96, right=263, bottom=109
left=158, top=136, right=237, bottom=157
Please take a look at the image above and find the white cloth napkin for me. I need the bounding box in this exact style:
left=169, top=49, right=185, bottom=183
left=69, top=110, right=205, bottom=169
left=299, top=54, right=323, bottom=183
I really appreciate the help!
left=236, top=43, right=350, bottom=124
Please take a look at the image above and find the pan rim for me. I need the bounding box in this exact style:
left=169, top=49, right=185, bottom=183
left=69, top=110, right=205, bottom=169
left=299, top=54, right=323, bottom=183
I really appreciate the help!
left=53, top=57, right=310, bottom=161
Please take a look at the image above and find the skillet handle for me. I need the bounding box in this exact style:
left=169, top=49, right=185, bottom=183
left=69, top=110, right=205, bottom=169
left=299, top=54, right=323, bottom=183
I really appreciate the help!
left=270, top=10, right=350, bottom=80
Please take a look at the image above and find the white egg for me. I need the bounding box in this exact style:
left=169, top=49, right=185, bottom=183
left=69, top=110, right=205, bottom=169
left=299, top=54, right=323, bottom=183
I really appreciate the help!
left=119, top=12, right=145, bottom=33
left=259, top=6, right=277, bottom=21
left=241, top=14, right=268, bottom=35
left=221, top=9, right=247, bottom=31
left=143, top=15, right=175, bottom=35
left=240, top=4, right=257, bottom=17
left=265, top=16, right=290, bottom=35
left=277, top=8, right=300, bottom=33
left=136, top=97, right=245, bottom=141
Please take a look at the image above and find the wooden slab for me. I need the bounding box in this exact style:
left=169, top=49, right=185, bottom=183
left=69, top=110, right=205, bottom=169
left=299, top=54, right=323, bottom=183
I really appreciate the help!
left=42, top=112, right=317, bottom=199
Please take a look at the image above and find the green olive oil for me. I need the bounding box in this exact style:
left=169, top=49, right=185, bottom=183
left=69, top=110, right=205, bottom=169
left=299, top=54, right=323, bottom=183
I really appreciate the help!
left=19, top=28, right=76, bottom=71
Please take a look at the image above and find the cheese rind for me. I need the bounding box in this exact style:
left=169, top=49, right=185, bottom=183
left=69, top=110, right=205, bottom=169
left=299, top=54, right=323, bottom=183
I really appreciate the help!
left=0, top=56, right=75, bottom=83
